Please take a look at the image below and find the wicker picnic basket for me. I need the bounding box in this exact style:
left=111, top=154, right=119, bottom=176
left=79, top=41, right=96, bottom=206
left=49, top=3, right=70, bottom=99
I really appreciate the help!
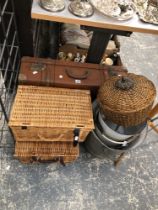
left=15, top=141, right=79, bottom=164
left=9, top=85, right=94, bottom=142
left=97, top=73, right=156, bottom=127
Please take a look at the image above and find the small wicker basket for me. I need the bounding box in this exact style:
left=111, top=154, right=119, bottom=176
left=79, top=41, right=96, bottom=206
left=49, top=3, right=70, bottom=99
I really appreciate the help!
left=98, top=73, right=156, bottom=127
left=15, top=141, right=79, bottom=164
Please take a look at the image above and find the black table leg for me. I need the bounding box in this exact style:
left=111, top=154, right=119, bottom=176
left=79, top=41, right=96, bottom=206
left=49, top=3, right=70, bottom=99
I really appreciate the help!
left=82, top=26, right=132, bottom=64
left=86, top=30, right=111, bottom=64
left=13, top=0, right=34, bottom=56
left=49, top=22, right=61, bottom=59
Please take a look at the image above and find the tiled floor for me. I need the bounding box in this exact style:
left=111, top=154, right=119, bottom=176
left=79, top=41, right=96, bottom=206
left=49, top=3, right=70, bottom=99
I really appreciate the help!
left=0, top=32, right=158, bottom=210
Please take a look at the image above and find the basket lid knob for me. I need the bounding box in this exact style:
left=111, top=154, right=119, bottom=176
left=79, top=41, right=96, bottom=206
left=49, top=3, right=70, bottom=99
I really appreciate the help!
left=115, top=76, right=135, bottom=90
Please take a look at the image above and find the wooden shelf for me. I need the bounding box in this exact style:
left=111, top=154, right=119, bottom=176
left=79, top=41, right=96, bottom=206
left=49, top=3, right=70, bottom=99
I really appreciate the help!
left=32, top=0, right=158, bottom=35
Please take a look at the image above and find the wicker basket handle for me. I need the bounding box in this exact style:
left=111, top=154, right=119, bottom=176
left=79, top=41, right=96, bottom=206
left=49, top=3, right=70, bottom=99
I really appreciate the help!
left=65, top=69, right=89, bottom=80
left=38, top=133, right=65, bottom=141
left=115, top=76, right=135, bottom=90
left=32, top=157, right=66, bottom=166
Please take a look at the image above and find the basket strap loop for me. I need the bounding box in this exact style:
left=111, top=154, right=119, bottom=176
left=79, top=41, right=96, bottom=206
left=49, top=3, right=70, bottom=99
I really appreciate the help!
left=73, top=128, right=80, bottom=147
left=59, top=157, right=66, bottom=166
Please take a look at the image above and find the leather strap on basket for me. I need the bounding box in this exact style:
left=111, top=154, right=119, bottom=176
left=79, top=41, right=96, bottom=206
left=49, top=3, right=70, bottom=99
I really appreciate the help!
left=37, top=158, right=59, bottom=164
left=115, top=76, right=135, bottom=90
left=59, top=157, right=66, bottom=166
left=65, top=69, right=89, bottom=80
left=73, top=128, right=80, bottom=147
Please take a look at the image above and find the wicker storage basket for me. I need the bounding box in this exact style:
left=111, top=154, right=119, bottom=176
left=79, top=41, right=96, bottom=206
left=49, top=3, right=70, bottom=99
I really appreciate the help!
left=98, top=73, right=156, bottom=127
left=15, top=141, right=79, bottom=164
left=9, top=86, right=94, bottom=142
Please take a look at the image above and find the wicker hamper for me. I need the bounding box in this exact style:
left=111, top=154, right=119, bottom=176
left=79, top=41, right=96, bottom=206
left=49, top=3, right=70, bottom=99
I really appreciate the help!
left=15, top=141, right=79, bottom=164
left=98, top=73, right=156, bottom=127
left=9, top=86, right=94, bottom=143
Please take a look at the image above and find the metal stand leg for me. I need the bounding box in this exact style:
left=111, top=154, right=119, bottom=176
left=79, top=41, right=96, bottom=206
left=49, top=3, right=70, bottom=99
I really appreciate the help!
left=148, top=103, right=158, bottom=118
left=114, top=152, right=125, bottom=168
left=148, top=103, right=158, bottom=134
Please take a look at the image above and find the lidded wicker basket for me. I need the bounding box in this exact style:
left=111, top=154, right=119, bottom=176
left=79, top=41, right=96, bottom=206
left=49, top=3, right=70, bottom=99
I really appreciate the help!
left=97, top=73, right=156, bottom=127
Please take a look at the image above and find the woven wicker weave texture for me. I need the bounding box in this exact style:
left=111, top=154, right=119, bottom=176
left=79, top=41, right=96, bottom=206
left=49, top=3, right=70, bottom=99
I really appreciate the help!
left=15, top=142, right=78, bottom=156
left=9, top=86, right=94, bottom=142
left=98, top=73, right=156, bottom=127
left=17, top=156, right=78, bottom=164
left=15, top=141, right=79, bottom=163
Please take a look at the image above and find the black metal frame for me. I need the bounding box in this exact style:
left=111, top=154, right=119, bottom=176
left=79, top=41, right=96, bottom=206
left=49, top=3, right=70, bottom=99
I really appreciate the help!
left=0, top=0, right=21, bottom=147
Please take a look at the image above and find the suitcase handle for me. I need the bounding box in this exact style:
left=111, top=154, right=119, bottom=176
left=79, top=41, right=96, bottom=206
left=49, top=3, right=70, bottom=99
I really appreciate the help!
left=65, top=69, right=89, bottom=80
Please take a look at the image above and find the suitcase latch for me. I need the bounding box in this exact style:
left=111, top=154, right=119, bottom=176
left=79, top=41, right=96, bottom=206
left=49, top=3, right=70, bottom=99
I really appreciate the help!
left=31, top=63, right=46, bottom=74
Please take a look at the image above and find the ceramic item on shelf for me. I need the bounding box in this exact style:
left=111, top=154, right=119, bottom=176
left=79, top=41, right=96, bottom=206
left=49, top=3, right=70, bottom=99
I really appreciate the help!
left=80, top=55, right=86, bottom=63
left=40, top=0, right=65, bottom=12
left=102, top=58, right=114, bottom=66
left=66, top=52, right=74, bottom=61
left=133, top=0, right=158, bottom=25
left=90, top=0, right=135, bottom=20
left=58, top=51, right=66, bottom=60
left=74, top=52, right=81, bottom=62
left=68, top=0, right=94, bottom=17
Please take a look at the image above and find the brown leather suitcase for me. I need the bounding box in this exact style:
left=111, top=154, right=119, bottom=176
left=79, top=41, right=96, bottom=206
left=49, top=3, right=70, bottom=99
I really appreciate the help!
left=18, top=57, right=127, bottom=90
left=18, top=56, right=55, bottom=86
left=54, top=60, right=104, bottom=90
